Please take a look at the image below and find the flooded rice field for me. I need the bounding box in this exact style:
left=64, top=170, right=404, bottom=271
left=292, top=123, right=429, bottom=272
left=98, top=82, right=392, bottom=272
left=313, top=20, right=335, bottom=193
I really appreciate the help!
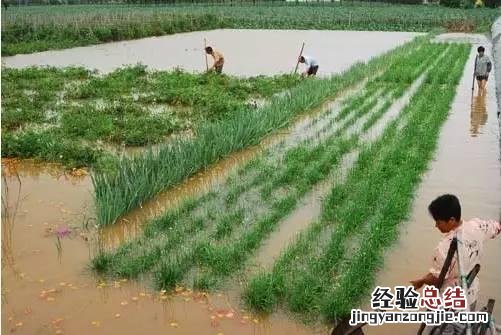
left=2, top=29, right=420, bottom=76
left=1, top=160, right=317, bottom=335
left=367, top=40, right=501, bottom=335
left=1, top=32, right=500, bottom=335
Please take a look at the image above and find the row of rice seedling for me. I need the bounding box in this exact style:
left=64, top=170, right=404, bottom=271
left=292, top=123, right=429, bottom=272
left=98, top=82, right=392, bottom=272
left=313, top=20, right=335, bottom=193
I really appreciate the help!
left=91, top=41, right=446, bottom=294
left=2, top=3, right=498, bottom=55
left=243, top=43, right=470, bottom=323
left=91, top=37, right=431, bottom=227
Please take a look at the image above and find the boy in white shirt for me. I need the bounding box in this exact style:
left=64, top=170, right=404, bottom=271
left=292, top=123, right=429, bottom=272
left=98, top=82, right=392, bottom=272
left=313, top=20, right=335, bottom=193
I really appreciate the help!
left=299, top=55, right=319, bottom=77
left=411, top=194, right=500, bottom=309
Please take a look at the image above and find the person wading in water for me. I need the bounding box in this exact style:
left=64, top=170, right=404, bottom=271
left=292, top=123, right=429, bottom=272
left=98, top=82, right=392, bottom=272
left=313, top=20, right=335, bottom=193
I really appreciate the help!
left=474, top=46, right=492, bottom=96
left=205, top=46, right=225, bottom=74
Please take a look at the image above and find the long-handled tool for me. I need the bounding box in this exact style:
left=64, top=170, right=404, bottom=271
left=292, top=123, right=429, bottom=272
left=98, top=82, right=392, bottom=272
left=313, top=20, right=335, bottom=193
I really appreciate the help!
left=472, top=54, right=478, bottom=100
left=294, top=42, right=305, bottom=74
left=417, top=238, right=458, bottom=335
left=204, top=38, right=209, bottom=72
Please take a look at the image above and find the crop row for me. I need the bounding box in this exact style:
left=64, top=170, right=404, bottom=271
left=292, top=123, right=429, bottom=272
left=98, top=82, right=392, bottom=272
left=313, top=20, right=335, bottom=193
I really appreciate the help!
left=243, top=43, right=470, bottom=324
left=2, top=3, right=499, bottom=55
left=91, top=37, right=434, bottom=227
left=91, top=41, right=448, bottom=297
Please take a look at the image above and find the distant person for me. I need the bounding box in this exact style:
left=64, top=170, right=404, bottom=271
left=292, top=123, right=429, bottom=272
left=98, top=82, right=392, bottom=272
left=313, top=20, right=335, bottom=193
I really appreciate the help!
left=205, top=46, right=224, bottom=74
left=299, top=55, right=319, bottom=77
left=411, top=194, right=500, bottom=310
left=474, top=46, right=492, bottom=96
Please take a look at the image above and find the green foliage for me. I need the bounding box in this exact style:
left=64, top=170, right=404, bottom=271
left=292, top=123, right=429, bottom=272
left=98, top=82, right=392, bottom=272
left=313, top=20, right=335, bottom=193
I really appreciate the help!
left=90, top=41, right=460, bottom=311
left=92, top=38, right=431, bottom=226
left=2, top=4, right=500, bottom=55
left=244, top=44, right=470, bottom=323
left=243, top=272, right=279, bottom=314
left=2, top=66, right=299, bottom=168
left=441, top=0, right=462, bottom=8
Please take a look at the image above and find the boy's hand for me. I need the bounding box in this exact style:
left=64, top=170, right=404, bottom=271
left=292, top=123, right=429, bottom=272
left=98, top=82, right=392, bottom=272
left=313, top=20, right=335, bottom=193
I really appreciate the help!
left=410, top=278, right=424, bottom=290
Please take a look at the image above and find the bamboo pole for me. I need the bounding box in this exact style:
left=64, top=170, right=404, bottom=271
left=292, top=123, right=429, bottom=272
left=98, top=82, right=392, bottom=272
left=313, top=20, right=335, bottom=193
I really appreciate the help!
left=293, top=42, right=305, bottom=74
left=472, top=54, right=478, bottom=95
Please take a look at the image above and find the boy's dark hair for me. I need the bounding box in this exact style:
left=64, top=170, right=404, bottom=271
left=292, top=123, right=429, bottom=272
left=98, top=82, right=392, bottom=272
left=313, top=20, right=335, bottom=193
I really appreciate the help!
left=478, top=46, right=485, bottom=53
left=299, top=56, right=305, bottom=62
left=428, top=194, right=461, bottom=221
left=205, top=46, right=213, bottom=54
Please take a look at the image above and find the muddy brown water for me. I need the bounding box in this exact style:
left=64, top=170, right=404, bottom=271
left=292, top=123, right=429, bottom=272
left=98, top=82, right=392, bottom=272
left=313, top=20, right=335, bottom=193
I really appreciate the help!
left=2, top=29, right=420, bottom=76
left=253, top=73, right=427, bottom=270
left=366, top=45, right=501, bottom=335
left=1, top=160, right=317, bottom=335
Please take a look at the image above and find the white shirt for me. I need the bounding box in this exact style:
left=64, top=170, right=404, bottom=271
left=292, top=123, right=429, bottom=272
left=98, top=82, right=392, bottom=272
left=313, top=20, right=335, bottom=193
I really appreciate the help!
left=429, top=218, right=501, bottom=305
left=303, top=55, right=318, bottom=68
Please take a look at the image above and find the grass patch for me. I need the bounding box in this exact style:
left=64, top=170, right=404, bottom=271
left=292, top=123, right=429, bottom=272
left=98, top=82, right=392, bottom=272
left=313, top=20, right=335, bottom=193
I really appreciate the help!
left=1, top=65, right=300, bottom=168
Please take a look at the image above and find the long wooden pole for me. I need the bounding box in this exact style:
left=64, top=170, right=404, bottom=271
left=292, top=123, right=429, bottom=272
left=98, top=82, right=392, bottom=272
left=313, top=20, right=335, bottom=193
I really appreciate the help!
left=204, top=38, right=209, bottom=71
left=294, top=42, right=305, bottom=74
left=472, top=54, right=478, bottom=96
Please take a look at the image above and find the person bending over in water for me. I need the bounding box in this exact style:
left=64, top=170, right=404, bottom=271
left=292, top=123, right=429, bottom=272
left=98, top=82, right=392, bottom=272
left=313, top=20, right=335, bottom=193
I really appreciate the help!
left=411, top=194, right=500, bottom=312
left=205, top=46, right=224, bottom=74
left=299, top=55, right=319, bottom=77
left=474, top=46, right=492, bottom=96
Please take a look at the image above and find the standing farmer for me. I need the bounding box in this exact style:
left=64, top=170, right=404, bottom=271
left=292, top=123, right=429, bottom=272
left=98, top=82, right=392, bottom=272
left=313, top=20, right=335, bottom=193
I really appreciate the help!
left=299, top=55, right=319, bottom=77
left=474, top=46, right=492, bottom=96
left=205, top=46, right=225, bottom=74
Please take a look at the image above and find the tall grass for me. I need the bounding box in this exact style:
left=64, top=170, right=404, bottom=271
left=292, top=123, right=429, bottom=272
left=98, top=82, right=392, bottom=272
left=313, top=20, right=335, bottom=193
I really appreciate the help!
left=243, top=44, right=470, bottom=323
left=2, top=3, right=499, bottom=55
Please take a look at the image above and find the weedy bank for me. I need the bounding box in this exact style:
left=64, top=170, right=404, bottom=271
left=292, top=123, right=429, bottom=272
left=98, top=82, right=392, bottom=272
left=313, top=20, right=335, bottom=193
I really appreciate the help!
left=1, top=66, right=299, bottom=168
left=2, top=3, right=499, bottom=55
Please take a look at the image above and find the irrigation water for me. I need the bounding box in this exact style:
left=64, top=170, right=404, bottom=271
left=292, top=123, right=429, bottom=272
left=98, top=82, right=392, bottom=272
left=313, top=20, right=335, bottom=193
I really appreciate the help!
left=3, top=29, right=420, bottom=76
left=367, top=43, right=501, bottom=335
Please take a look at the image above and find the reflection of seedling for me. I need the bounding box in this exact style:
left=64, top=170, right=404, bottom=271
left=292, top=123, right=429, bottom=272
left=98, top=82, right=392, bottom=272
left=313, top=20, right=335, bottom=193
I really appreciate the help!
left=82, top=216, right=97, bottom=231
left=55, top=235, right=63, bottom=263
left=1, top=169, right=22, bottom=269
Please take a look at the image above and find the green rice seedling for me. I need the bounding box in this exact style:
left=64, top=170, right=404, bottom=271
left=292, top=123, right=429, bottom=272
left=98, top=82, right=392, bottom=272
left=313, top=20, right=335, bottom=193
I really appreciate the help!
left=91, top=40, right=445, bottom=294
left=243, top=44, right=470, bottom=323
left=92, top=37, right=432, bottom=226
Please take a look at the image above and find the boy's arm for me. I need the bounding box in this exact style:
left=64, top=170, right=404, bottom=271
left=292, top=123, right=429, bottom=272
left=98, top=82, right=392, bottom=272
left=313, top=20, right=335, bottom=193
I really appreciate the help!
left=411, top=272, right=440, bottom=290
left=207, top=54, right=216, bottom=71
left=475, top=217, right=501, bottom=239
left=411, top=243, right=449, bottom=289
